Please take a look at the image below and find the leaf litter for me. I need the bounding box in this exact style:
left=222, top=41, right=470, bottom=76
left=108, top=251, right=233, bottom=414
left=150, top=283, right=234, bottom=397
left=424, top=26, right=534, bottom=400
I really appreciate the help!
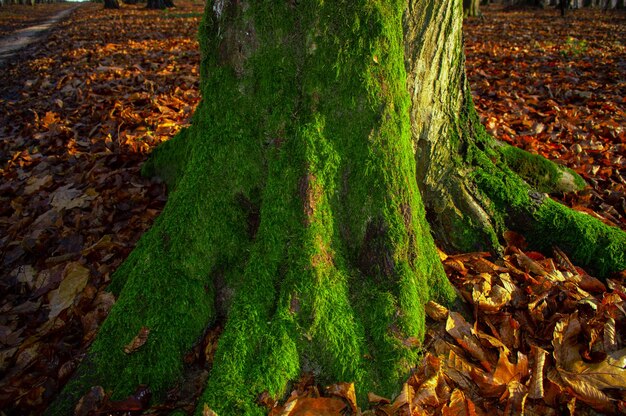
left=0, top=1, right=201, bottom=413
left=0, top=2, right=625, bottom=415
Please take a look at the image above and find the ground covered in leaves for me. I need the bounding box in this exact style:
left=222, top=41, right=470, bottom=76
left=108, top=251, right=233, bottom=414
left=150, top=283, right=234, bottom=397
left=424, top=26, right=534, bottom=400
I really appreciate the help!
left=0, top=2, right=76, bottom=38
left=0, top=2, right=624, bottom=415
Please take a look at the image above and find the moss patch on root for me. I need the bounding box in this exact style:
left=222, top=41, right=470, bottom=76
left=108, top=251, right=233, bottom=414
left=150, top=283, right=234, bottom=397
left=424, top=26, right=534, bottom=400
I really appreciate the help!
left=498, top=144, right=585, bottom=194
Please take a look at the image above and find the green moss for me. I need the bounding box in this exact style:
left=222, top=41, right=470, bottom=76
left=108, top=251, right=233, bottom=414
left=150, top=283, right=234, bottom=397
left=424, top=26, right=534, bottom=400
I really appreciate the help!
left=447, top=213, right=499, bottom=253
left=454, top=85, right=625, bottom=278
left=529, top=199, right=626, bottom=277
left=499, top=144, right=585, bottom=193
left=194, top=0, right=455, bottom=414
left=140, top=126, right=192, bottom=190
left=460, top=116, right=625, bottom=278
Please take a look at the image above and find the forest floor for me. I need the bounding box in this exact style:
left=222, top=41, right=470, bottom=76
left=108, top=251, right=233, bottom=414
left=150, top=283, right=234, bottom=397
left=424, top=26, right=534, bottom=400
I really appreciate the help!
left=0, top=2, right=76, bottom=38
left=0, top=2, right=624, bottom=415
left=0, top=4, right=79, bottom=64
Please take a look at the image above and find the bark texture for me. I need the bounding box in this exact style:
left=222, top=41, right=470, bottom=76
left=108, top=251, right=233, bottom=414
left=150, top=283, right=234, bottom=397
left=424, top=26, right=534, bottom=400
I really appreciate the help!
left=46, top=0, right=626, bottom=415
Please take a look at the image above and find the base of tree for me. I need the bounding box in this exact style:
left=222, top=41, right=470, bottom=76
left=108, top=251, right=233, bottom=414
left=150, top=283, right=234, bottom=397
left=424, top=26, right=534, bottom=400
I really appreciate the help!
left=46, top=1, right=626, bottom=415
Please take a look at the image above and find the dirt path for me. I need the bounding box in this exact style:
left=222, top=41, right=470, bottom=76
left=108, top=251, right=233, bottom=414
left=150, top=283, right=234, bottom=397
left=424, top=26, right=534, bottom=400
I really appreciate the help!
left=0, top=4, right=79, bottom=65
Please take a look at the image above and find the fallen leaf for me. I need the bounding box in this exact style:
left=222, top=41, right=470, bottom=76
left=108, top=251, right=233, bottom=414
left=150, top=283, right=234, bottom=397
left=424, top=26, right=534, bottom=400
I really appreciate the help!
left=286, top=397, right=345, bottom=416
left=50, top=184, right=93, bottom=210
left=124, top=326, right=150, bottom=354
left=446, top=312, right=493, bottom=372
left=528, top=345, right=548, bottom=399
left=425, top=300, right=449, bottom=321
left=47, top=262, right=90, bottom=318
left=203, top=403, right=219, bottom=415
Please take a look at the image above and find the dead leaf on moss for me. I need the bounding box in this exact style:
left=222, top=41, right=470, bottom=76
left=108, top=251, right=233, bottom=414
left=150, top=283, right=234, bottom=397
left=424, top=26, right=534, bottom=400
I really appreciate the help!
left=203, top=403, right=219, bottom=416
left=124, top=326, right=150, bottom=354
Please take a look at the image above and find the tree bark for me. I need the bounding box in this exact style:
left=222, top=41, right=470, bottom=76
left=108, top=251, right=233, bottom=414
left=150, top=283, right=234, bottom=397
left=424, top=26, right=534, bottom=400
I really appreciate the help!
left=47, top=0, right=626, bottom=415
left=103, top=0, right=120, bottom=9
left=146, top=0, right=174, bottom=9
left=464, top=0, right=482, bottom=16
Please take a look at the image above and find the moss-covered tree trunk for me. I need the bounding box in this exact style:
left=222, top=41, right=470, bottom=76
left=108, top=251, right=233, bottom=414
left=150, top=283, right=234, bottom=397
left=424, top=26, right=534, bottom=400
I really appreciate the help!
left=47, top=0, right=626, bottom=415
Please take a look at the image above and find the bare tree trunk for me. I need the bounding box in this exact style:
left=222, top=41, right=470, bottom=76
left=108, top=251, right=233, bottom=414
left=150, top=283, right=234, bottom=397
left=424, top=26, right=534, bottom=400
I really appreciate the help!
left=146, top=0, right=174, bottom=10
left=104, top=0, right=120, bottom=9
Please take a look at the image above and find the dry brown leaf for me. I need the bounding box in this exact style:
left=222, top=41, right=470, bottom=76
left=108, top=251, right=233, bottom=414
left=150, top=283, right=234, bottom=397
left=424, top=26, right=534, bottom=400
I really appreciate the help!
left=325, top=382, right=357, bottom=414
left=515, top=251, right=548, bottom=277
left=203, top=404, right=219, bottom=416
left=553, top=313, right=626, bottom=411
left=285, top=397, right=345, bottom=416
left=391, top=383, right=413, bottom=414
left=441, top=389, right=475, bottom=416
left=445, top=349, right=481, bottom=393
left=493, top=351, right=529, bottom=385
left=23, top=174, right=52, bottom=195
left=49, top=184, right=93, bottom=210
left=47, top=262, right=90, bottom=319
left=603, top=317, right=618, bottom=353
left=81, top=234, right=118, bottom=255
left=124, top=326, right=150, bottom=354
left=425, top=300, right=449, bottom=321
left=500, top=381, right=527, bottom=416
left=412, top=373, right=441, bottom=408
left=446, top=312, right=493, bottom=372
left=367, top=392, right=390, bottom=405
left=528, top=345, right=548, bottom=399
left=473, top=280, right=511, bottom=312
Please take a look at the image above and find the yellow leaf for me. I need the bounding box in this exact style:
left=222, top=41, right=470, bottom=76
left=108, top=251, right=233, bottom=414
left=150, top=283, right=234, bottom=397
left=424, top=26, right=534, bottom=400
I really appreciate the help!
left=203, top=404, right=218, bottom=416
left=528, top=345, right=547, bottom=399
left=446, top=312, right=493, bottom=372
left=425, top=300, right=449, bottom=321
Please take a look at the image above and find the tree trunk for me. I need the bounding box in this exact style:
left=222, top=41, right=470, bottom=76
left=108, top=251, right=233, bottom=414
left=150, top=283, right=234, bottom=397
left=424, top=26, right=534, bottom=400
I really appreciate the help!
left=464, top=0, right=482, bottom=16
left=47, top=0, right=626, bottom=415
left=146, top=0, right=174, bottom=9
left=103, top=0, right=120, bottom=9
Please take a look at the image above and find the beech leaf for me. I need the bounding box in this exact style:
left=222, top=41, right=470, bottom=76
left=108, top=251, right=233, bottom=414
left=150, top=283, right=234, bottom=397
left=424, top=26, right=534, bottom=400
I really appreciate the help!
left=124, top=326, right=150, bottom=354
left=47, top=262, right=90, bottom=319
